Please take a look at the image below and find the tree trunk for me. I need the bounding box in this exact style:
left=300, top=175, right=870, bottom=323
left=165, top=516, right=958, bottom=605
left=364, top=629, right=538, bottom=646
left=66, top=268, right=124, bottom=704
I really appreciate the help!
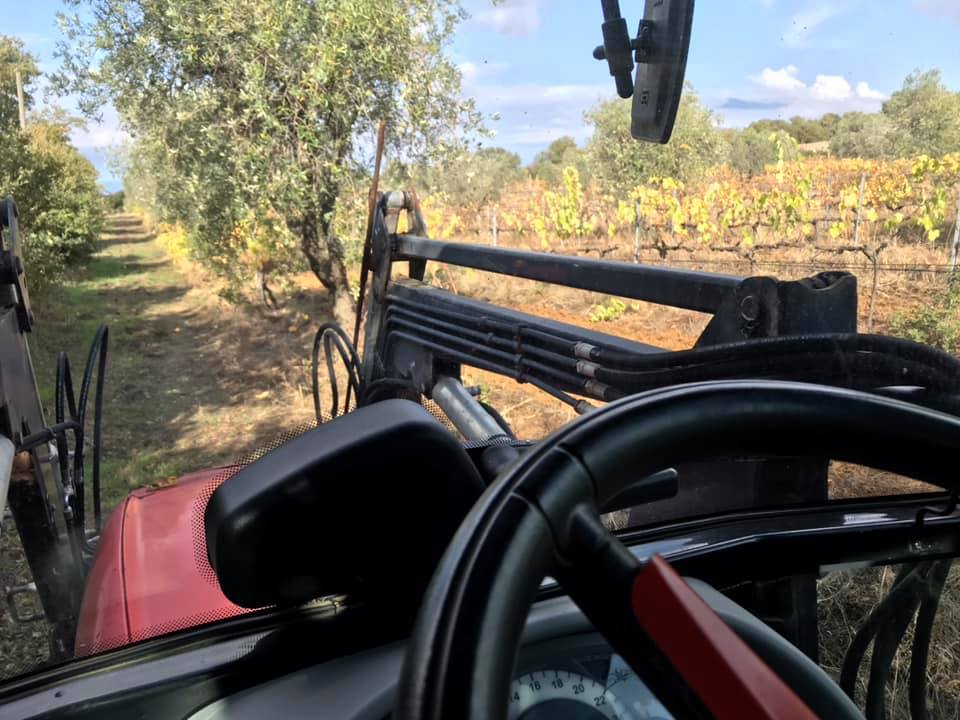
left=299, top=211, right=355, bottom=331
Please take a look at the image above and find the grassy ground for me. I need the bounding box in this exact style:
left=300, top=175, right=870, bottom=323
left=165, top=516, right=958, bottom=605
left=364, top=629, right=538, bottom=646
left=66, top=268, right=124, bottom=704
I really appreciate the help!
left=29, top=215, right=320, bottom=508
left=3, top=215, right=326, bottom=678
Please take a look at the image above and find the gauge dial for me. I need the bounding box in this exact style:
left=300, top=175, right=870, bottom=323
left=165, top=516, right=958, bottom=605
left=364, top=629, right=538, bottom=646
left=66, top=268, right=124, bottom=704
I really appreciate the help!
left=507, top=670, right=628, bottom=719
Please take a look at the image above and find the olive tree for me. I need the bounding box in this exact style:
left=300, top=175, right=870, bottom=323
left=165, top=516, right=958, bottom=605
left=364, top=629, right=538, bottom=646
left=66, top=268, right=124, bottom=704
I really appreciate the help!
left=585, top=90, right=726, bottom=194
left=56, top=0, right=479, bottom=324
left=529, top=136, right=590, bottom=186
left=883, top=70, right=960, bottom=158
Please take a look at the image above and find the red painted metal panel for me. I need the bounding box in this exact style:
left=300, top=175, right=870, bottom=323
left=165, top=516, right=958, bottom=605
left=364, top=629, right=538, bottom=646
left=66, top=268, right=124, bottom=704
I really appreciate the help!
left=74, top=496, right=130, bottom=656
left=75, top=467, right=254, bottom=656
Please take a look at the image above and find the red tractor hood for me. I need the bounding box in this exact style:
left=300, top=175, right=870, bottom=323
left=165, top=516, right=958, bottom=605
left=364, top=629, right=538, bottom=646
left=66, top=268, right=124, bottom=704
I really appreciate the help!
left=75, top=467, right=254, bottom=656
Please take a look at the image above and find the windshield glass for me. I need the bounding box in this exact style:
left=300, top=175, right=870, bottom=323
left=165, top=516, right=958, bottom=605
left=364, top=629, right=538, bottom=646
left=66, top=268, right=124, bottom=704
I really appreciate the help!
left=2, top=0, right=960, bottom=694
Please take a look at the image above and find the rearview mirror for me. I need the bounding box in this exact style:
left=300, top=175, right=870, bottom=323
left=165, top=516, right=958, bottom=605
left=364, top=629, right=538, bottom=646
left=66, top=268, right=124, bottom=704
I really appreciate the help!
left=594, top=0, right=695, bottom=144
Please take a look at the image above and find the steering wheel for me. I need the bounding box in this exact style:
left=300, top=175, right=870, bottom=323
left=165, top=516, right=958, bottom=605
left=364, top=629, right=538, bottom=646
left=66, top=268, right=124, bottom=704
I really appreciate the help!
left=394, top=380, right=960, bottom=719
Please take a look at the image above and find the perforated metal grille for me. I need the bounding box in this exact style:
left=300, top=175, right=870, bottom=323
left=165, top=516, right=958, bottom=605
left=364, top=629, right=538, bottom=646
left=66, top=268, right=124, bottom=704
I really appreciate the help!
left=191, top=421, right=321, bottom=586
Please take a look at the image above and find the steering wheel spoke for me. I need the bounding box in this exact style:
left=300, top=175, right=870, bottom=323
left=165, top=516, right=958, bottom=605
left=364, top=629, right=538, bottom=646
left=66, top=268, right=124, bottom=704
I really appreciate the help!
left=557, top=508, right=714, bottom=718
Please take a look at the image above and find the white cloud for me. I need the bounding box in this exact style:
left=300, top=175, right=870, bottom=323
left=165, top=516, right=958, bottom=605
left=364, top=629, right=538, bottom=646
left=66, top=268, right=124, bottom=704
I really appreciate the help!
left=458, top=61, right=479, bottom=84
left=856, top=81, right=887, bottom=101
left=473, top=0, right=543, bottom=38
left=69, top=107, right=130, bottom=151
left=753, top=65, right=805, bottom=92
left=724, top=65, right=887, bottom=127
left=464, top=82, right=610, bottom=152
left=810, top=74, right=851, bottom=101
left=913, top=0, right=960, bottom=23
left=783, top=6, right=839, bottom=48
left=457, top=60, right=510, bottom=86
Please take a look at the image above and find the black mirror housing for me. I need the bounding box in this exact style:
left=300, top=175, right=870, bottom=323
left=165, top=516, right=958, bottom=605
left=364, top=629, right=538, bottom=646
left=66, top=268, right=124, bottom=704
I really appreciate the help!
left=632, top=0, right=695, bottom=143
left=205, top=400, right=485, bottom=610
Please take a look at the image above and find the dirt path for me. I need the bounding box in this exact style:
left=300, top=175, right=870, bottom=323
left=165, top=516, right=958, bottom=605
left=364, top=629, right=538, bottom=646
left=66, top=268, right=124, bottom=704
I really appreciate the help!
left=32, top=214, right=320, bottom=507
left=2, top=215, right=327, bottom=680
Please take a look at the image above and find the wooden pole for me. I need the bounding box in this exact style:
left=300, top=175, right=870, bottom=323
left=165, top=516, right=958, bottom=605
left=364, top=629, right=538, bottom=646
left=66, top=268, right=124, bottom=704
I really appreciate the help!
left=853, top=173, right=867, bottom=246
left=950, top=189, right=960, bottom=273
left=15, top=70, right=26, bottom=130
left=633, top=202, right=642, bottom=263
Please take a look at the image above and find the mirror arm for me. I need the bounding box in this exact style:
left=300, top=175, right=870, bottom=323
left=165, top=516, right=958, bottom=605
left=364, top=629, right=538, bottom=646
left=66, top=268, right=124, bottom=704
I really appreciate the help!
left=593, top=9, right=661, bottom=100
left=593, top=1, right=636, bottom=98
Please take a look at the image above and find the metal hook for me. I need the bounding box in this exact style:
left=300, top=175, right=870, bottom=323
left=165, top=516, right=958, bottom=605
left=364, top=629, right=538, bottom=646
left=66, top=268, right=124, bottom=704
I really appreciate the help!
left=915, top=492, right=959, bottom=530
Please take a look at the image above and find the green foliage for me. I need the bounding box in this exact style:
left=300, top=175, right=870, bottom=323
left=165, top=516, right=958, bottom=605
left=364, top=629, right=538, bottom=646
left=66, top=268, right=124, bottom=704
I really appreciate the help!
left=390, top=146, right=522, bottom=208
left=830, top=112, right=896, bottom=159
left=883, top=69, right=960, bottom=158
left=586, top=89, right=726, bottom=194
left=891, top=279, right=960, bottom=353
left=103, top=190, right=124, bottom=212
left=543, top=167, right=592, bottom=240
left=0, top=35, right=39, bottom=131
left=729, top=129, right=799, bottom=176
left=0, top=118, right=104, bottom=272
left=529, top=136, right=589, bottom=186
left=0, top=35, right=103, bottom=296
left=58, top=0, right=480, bottom=322
left=748, top=115, right=838, bottom=145
left=588, top=297, right=626, bottom=323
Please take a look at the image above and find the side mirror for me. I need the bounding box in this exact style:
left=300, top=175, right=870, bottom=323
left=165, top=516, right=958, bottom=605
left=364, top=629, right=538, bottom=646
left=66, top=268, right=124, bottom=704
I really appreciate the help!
left=204, top=400, right=484, bottom=610
left=594, top=0, right=695, bottom=144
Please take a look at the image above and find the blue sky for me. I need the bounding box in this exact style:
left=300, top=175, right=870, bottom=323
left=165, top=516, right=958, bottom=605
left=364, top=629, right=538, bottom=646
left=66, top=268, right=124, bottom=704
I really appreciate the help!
left=7, top=0, right=960, bottom=191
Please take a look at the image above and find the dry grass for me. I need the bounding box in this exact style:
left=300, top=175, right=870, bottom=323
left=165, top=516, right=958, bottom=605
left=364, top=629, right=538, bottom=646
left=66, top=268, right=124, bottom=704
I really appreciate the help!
left=819, top=565, right=960, bottom=719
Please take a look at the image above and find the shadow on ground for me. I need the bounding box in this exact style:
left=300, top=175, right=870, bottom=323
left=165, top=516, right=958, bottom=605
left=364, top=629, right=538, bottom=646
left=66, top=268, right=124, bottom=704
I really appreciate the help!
left=31, top=214, right=335, bottom=509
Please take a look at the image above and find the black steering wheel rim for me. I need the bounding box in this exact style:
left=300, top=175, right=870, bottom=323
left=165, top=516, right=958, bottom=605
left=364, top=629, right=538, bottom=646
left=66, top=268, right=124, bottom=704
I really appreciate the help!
left=395, top=380, right=960, bottom=720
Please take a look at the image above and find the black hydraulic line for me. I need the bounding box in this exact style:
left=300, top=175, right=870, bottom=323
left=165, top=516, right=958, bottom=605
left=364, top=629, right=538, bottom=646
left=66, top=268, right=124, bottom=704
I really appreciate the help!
left=89, top=327, right=108, bottom=532
left=386, top=306, right=960, bottom=409
left=590, top=334, right=960, bottom=375
left=385, top=306, right=580, bottom=371
left=387, top=296, right=960, bottom=415
left=865, top=571, right=923, bottom=720
left=323, top=331, right=340, bottom=419
left=54, top=352, right=77, bottom=518
left=384, top=316, right=592, bottom=393
left=384, top=330, right=585, bottom=411
left=388, top=295, right=596, bottom=356
left=909, top=560, right=953, bottom=720
left=391, top=293, right=960, bottom=387
left=76, top=325, right=108, bottom=539
left=54, top=350, right=90, bottom=560
left=840, top=564, right=922, bottom=700
left=593, top=348, right=960, bottom=396
left=389, top=296, right=960, bottom=395
left=56, top=352, right=78, bottom=423
left=312, top=323, right=362, bottom=421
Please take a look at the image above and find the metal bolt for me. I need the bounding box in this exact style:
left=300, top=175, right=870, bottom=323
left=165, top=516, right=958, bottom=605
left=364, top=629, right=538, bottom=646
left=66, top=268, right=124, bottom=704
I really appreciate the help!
left=740, top=295, right=760, bottom=323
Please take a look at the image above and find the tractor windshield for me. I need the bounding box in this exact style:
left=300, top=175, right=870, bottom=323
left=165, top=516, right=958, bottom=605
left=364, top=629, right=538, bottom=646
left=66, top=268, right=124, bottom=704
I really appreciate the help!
left=2, top=2, right=960, bottom=717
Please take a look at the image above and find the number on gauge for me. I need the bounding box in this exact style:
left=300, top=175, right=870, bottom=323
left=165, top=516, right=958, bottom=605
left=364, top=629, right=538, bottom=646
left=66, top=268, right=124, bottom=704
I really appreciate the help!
left=507, top=670, right=627, bottom=719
